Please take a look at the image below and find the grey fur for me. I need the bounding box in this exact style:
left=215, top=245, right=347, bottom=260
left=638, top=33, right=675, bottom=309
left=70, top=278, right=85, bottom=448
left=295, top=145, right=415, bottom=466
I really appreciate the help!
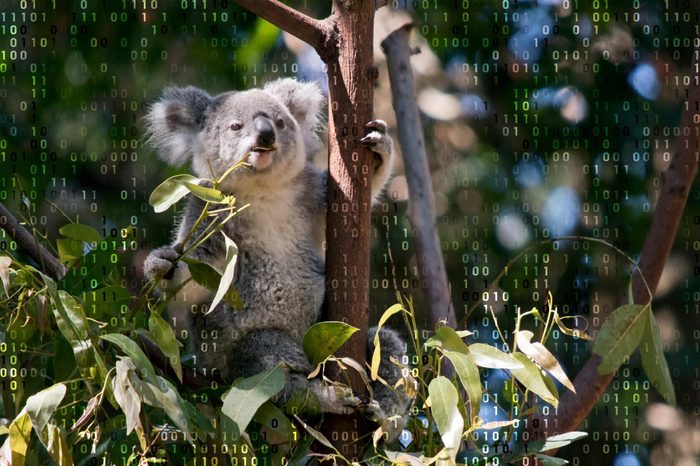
left=143, top=78, right=411, bottom=437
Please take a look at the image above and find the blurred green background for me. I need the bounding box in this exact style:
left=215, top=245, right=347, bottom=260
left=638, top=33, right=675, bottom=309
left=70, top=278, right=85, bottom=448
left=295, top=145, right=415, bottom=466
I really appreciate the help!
left=0, top=0, right=698, bottom=464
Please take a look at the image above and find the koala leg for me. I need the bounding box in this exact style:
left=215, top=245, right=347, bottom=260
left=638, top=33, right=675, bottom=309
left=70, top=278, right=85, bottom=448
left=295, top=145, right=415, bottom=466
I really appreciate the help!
left=361, top=120, right=394, bottom=204
left=230, top=329, right=361, bottom=416
left=365, top=327, right=415, bottom=442
left=143, top=246, right=180, bottom=283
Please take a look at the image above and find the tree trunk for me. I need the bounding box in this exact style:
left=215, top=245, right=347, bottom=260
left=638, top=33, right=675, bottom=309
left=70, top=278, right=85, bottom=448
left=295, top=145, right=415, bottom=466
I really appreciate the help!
left=322, top=1, right=377, bottom=458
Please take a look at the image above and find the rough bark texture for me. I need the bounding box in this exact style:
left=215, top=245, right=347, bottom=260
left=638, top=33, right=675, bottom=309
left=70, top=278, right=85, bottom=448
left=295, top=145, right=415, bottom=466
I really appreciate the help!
left=321, top=1, right=377, bottom=459
left=538, top=49, right=700, bottom=441
left=381, top=23, right=456, bottom=332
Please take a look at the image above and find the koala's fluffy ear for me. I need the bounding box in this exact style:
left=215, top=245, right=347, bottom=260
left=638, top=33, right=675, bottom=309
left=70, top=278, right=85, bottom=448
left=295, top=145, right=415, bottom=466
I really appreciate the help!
left=145, top=86, right=212, bottom=167
left=264, top=78, right=325, bottom=154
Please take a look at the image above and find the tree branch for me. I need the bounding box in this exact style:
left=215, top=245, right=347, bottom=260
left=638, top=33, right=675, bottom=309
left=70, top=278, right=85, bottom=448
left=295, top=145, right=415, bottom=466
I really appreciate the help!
left=381, top=24, right=457, bottom=331
left=0, top=202, right=67, bottom=280
left=232, top=0, right=335, bottom=59
left=539, top=48, right=700, bottom=439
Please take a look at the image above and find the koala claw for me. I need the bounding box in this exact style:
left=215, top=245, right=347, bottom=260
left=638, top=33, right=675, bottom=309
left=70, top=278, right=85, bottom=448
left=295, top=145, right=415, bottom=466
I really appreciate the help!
left=361, top=120, right=392, bottom=173
left=144, top=246, right=180, bottom=282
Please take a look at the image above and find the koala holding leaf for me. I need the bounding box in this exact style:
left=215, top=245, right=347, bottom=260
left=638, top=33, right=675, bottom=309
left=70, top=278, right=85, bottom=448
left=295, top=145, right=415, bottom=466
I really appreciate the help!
left=143, top=78, right=411, bottom=436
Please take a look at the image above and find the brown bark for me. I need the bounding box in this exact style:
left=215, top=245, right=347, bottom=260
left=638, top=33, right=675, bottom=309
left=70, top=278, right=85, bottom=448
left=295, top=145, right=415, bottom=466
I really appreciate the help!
left=321, top=1, right=378, bottom=459
left=538, top=49, right=700, bottom=441
left=231, top=0, right=379, bottom=458
left=380, top=23, right=457, bottom=332
left=0, top=202, right=67, bottom=280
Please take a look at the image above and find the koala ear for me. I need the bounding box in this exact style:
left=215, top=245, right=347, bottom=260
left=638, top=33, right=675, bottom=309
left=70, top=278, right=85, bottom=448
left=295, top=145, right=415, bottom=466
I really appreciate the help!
left=264, top=78, right=325, bottom=153
left=145, top=86, right=212, bottom=167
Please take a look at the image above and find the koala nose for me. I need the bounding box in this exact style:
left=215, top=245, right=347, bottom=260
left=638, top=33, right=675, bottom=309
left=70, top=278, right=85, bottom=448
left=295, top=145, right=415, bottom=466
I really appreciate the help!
left=254, top=116, right=276, bottom=147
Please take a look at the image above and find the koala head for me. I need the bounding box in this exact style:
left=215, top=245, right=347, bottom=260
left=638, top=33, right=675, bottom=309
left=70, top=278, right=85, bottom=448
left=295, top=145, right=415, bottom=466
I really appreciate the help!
left=145, top=78, right=324, bottom=189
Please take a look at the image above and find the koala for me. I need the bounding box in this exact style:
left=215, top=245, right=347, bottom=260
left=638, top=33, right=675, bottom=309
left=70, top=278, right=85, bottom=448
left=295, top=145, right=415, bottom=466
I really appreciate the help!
left=143, top=78, right=412, bottom=437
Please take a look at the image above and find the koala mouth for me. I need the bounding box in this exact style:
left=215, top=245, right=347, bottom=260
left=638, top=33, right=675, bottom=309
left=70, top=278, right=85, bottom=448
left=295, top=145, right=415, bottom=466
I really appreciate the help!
left=247, top=146, right=277, bottom=171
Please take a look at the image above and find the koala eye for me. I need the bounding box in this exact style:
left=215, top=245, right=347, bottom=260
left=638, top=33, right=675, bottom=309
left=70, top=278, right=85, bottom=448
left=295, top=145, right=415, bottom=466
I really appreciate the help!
left=230, top=122, right=243, bottom=131
left=275, top=118, right=285, bottom=130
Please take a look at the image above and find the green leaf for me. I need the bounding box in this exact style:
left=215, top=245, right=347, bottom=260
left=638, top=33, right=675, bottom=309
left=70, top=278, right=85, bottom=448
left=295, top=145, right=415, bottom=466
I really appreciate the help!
left=58, top=223, right=101, bottom=244
left=183, top=182, right=226, bottom=203
left=510, top=352, right=558, bottom=406
left=252, top=402, right=295, bottom=442
left=592, top=304, right=649, bottom=374
left=469, top=343, right=523, bottom=369
left=370, top=303, right=405, bottom=380
left=425, top=327, right=482, bottom=417
left=148, top=312, right=182, bottom=382
left=182, top=257, right=243, bottom=309
left=149, top=174, right=201, bottom=213
left=526, top=431, right=588, bottom=453
left=221, top=365, right=285, bottom=442
left=533, top=454, right=569, bottom=465
left=428, top=376, right=463, bottom=461
left=101, top=333, right=158, bottom=384
left=25, top=383, right=66, bottom=434
left=56, top=238, right=85, bottom=265
left=293, top=415, right=337, bottom=453
left=207, top=232, right=238, bottom=315
left=640, top=311, right=676, bottom=406
left=135, top=375, right=192, bottom=442
left=82, top=285, right=132, bottom=324
left=515, top=330, right=575, bottom=392
left=302, top=321, right=358, bottom=366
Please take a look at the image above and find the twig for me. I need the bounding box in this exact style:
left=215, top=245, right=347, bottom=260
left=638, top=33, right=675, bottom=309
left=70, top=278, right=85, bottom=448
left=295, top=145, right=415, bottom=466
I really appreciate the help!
left=539, top=48, right=700, bottom=440
left=231, top=0, right=335, bottom=59
left=0, top=202, right=67, bottom=280
left=381, top=24, right=457, bottom=331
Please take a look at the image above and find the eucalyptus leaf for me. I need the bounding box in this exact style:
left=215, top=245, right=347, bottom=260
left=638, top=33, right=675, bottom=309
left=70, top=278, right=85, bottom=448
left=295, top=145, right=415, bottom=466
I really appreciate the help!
left=302, top=321, right=358, bottom=366
left=25, top=383, right=66, bottom=434
left=592, top=304, right=649, bottom=374
left=207, top=232, right=238, bottom=314
left=425, top=326, right=482, bottom=417
left=45, top=424, right=73, bottom=466
left=516, top=330, right=575, bottom=392
left=371, top=303, right=405, bottom=380
left=148, top=312, right=182, bottom=382
left=510, top=352, right=558, bottom=406
left=469, top=343, right=523, bottom=369
left=428, top=376, right=463, bottom=461
left=101, top=333, right=157, bottom=384
left=58, top=223, right=101, bottom=244
left=640, top=311, right=676, bottom=406
left=221, top=365, right=285, bottom=442
left=149, top=173, right=201, bottom=213
left=183, top=181, right=226, bottom=203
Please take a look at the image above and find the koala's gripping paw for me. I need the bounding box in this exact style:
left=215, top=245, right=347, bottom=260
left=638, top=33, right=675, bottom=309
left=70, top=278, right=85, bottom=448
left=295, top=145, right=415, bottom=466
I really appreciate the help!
left=143, top=246, right=180, bottom=282
left=360, top=399, right=407, bottom=443
left=361, top=120, right=393, bottom=170
left=315, top=383, right=363, bottom=415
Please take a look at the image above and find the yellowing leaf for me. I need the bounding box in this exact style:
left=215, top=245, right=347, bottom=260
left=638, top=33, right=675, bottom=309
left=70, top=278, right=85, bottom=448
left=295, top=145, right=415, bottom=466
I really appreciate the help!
left=511, top=352, right=558, bottom=407
left=183, top=182, right=226, bottom=203
left=593, top=304, right=649, bottom=374
left=371, top=303, right=405, bottom=380
left=640, top=311, right=676, bottom=406
left=554, top=313, right=592, bottom=340
left=515, top=330, right=575, bottom=392
left=302, top=322, right=358, bottom=366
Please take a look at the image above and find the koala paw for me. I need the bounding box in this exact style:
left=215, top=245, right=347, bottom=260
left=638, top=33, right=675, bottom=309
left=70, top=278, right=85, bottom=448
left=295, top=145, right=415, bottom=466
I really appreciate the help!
left=316, top=383, right=362, bottom=415
left=144, top=246, right=180, bottom=282
left=361, top=120, right=392, bottom=170
left=359, top=399, right=406, bottom=443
